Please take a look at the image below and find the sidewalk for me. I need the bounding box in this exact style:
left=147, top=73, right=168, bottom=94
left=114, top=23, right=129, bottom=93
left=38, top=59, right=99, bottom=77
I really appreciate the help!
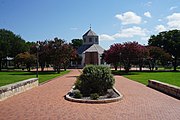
left=0, top=69, right=179, bottom=120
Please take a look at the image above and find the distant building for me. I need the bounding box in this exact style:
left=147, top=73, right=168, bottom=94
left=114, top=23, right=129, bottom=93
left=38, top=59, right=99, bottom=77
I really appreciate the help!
left=77, top=28, right=105, bottom=67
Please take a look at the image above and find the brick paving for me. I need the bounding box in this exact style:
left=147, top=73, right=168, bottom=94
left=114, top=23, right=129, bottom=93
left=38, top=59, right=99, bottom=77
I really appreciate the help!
left=0, top=69, right=179, bottom=120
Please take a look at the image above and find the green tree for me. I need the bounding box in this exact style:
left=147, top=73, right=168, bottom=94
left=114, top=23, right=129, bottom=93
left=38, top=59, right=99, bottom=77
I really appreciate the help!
left=0, top=29, right=28, bottom=71
left=29, top=38, right=77, bottom=72
left=71, top=39, right=83, bottom=49
left=148, top=30, right=180, bottom=71
left=30, top=41, right=51, bottom=71
left=50, top=37, right=65, bottom=73
left=147, top=46, right=171, bottom=71
left=26, top=41, right=36, bottom=52
left=15, top=52, right=36, bottom=71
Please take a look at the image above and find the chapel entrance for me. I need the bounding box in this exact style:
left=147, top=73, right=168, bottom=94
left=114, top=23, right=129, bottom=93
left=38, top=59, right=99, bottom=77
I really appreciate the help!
left=85, top=52, right=98, bottom=65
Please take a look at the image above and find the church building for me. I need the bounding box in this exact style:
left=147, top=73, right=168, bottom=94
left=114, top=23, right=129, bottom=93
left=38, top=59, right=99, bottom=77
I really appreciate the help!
left=77, top=28, right=105, bottom=68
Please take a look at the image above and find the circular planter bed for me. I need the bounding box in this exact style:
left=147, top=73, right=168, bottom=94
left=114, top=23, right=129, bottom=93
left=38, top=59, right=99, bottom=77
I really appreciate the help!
left=65, top=86, right=123, bottom=104
left=65, top=65, right=123, bottom=103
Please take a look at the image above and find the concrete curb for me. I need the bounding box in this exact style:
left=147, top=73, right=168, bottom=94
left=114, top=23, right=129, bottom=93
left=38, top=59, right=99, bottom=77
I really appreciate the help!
left=0, top=78, right=38, bottom=101
left=65, top=87, right=123, bottom=104
left=148, top=79, right=180, bottom=100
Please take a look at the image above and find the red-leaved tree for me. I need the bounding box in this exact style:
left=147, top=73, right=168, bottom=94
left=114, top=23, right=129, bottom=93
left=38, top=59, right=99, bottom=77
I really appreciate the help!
left=104, top=43, right=123, bottom=70
left=104, top=41, right=148, bottom=72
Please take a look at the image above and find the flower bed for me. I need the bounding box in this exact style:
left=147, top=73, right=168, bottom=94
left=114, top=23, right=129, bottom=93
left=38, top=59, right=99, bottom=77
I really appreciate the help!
left=65, top=86, right=123, bottom=103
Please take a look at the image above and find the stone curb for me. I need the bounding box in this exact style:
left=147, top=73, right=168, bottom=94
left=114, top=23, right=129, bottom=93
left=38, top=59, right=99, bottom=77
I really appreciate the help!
left=148, top=79, right=180, bottom=100
left=65, top=87, right=123, bottom=104
left=0, top=78, right=39, bottom=101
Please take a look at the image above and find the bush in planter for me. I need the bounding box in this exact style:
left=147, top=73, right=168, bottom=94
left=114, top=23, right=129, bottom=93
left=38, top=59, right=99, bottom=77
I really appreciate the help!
left=73, top=90, right=82, bottom=99
left=75, top=65, right=115, bottom=96
left=90, top=93, right=99, bottom=100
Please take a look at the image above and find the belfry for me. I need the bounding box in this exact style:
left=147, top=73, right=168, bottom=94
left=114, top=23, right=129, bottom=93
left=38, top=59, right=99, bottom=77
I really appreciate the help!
left=77, top=27, right=105, bottom=67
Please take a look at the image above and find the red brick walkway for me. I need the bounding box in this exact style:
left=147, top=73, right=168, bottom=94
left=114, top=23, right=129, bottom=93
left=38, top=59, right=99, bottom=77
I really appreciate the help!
left=0, top=69, right=179, bottom=120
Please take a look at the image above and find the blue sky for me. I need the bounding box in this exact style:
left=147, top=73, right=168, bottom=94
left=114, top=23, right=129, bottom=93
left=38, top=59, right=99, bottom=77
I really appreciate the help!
left=0, top=0, right=180, bottom=49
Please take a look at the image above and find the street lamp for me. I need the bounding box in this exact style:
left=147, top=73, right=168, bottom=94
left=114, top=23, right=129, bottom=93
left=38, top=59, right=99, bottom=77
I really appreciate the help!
left=119, top=52, right=122, bottom=71
left=36, top=42, right=40, bottom=78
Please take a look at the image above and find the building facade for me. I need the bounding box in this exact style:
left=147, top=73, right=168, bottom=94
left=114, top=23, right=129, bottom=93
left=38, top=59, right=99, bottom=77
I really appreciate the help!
left=77, top=28, right=105, bottom=68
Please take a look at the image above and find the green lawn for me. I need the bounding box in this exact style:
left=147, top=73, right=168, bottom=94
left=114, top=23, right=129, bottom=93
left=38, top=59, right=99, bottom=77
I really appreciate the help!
left=0, top=70, right=70, bottom=87
left=112, top=71, right=180, bottom=87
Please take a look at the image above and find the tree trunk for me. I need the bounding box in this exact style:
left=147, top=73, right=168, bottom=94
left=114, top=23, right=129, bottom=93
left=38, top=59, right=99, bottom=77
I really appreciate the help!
left=139, top=65, right=142, bottom=71
left=125, top=67, right=129, bottom=73
left=114, top=64, right=117, bottom=71
left=0, top=60, right=1, bottom=71
left=57, top=65, right=60, bottom=73
left=64, top=66, right=67, bottom=71
left=40, top=62, right=45, bottom=71
left=41, top=65, right=44, bottom=71
left=27, top=67, right=31, bottom=72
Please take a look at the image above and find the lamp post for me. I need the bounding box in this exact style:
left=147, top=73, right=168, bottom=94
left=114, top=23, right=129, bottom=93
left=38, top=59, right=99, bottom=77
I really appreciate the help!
left=119, top=52, right=122, bottom=71
left=36, top=42, right=40, bottom=78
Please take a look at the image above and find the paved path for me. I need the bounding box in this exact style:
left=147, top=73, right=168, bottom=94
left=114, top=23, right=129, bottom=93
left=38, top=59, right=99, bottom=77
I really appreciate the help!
left=0, top=69, right=179, bottom=120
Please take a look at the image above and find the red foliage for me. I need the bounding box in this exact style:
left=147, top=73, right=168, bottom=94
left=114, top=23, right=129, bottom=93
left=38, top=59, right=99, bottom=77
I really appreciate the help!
left=104, top=41, right=148, bottom=71
left=104, top=43, right=123, bottom=70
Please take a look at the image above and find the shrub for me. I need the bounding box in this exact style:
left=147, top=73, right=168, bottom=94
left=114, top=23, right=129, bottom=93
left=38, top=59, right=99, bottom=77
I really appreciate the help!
left=75, top=65, right=115, bottom=96
left=73, top=90, right=82, bottom=99
left=90, top=93, right=99, bottom=100
left=74, top=77, right=81, bottom=90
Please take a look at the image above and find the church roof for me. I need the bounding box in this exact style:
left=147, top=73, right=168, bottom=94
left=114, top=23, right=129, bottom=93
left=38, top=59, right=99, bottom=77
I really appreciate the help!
left=77, top=44, right=92, bottom=54
left=83, top=29, right=98, bottom=37
left=83, top=44, right=105, bottom=54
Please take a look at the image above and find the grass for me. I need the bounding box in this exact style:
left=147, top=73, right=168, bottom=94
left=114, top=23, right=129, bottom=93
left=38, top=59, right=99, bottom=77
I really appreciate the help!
left=0, top=70, right=70, bottom=87
left=112, top=71, right=180, bottom=87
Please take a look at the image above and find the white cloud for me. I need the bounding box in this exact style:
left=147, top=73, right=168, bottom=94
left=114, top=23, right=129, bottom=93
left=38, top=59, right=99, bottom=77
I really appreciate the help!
left=145, top=1, right=152, bottom=7
left=170, top=6, right=178, bottom=11
left=141, top=36, right=150, bottom=41
left=115, top=11, right=141, bottom=25
left=158, top=19, right=162, bottom=21
left=99, top=34, right=115, bottom=41
left=155, top=25, right=167, bottom=32
left=113, top=26, right=147, bottom=38
left=100, top=26, right=147, bottom=41
left=167, top=13, right=180, bottom=29
left=144, top=12, right=152, bottom=18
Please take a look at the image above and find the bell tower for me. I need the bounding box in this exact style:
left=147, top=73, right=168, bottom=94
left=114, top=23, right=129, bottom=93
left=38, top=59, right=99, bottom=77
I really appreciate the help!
left=82, top=27, right=99, bottom=45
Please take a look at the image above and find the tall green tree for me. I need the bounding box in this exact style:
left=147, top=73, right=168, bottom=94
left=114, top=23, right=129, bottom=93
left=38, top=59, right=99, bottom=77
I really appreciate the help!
left=71, top=39, right=83, bottom=49
left=49, top=37, right=65, bottom=73
left=147, top=46, right=171, bottom=71
left=0, top=29, right=28, bottom=71
left=148, top=30, right=180, bottom=71
left=26, top=41, right=36, bottom=52
left=15, top=52, right=36, bottom=71
left=30, top=41, right=51, bottom=71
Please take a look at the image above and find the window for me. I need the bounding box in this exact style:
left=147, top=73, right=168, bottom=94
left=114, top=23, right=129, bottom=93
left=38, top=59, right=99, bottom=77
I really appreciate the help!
left=95, top=38, right=98, bottom=42
left=89, top=38, right=92, bottom=42
left=84, top=39, right=86, bottom=43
